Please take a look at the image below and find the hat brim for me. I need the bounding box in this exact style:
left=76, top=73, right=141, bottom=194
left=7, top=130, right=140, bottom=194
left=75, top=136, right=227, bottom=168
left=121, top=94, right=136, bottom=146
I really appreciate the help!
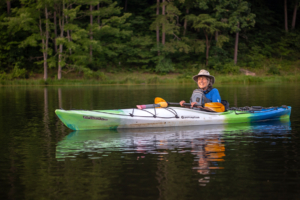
left=192, top=75, right=215, bottom=85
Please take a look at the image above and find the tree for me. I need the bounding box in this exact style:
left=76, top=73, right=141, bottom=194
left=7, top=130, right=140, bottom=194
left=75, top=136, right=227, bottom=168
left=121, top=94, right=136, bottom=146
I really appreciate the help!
left=156, top=0, right=160, bottom=55
left=56, top=0, right=64, bottom=80
left=292, top=0, right=299, bottom=30
left=226, top=0, right=255, bottom=64
left=178, top=0, right=194, bottom=36
left=88, top=0, right=132, bottom=69
left=150, top=0, right=181, bottom=50
left=7, top=0, right=11, bottom=15
left=85, top=0, right=107, bottom=62
left=6, top=0, right=52, bottom=80
left=54, top=0, right=100, bottom=79
left=187, top=14, right=228, bottom=66
left=90, top=4, right=93, bottom=59
left=284, top=0, right=288, bottom=32
left=53, top=4, right=58, bottom=53
left=162, top=0, right=165, bottom=45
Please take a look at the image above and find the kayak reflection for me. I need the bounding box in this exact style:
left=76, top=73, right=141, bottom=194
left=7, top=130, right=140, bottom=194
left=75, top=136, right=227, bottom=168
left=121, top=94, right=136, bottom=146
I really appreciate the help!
left=57, top=120, right=290, bottom=160
left=57, top=120, right=291, bottom=157
left=56, top=121, right=291, bottom=156
left=56, top=124, right=226, bottom=159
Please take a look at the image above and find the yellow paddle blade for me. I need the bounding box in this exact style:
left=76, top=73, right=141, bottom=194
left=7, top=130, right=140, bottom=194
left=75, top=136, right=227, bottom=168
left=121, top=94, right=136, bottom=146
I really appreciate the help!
left=155, top=97, right=166, bottom=104
left=158, top=102, right=168, bottom=108
left=154, top=97, right=168, bottom=108
left=204, top=103, right=225, bottom=112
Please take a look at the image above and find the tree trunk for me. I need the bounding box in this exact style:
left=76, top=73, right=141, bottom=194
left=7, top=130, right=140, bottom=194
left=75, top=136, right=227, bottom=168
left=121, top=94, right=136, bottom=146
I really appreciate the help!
left=215, top=31, right=218, bottom=41
left=58, top=46, right=63, bottom=80
left=204, top=31, right=210, bottom=66
left=89, top=6, right=93, bottom=58
left=58, top=2, right=65, bottom=80
left=156, top=0, right=160, bottom=55
left=125, top=0, right=128, bottom=11
left=44, top=6, right=49, bottom=81
left=6, top=1, right=11, bottom=15
left=66, top=5, right=71, bottom=54
left=162, top=0, right=165, bottom=45
left=70, top=4, right=72, bottom=41
left=39, top=7, right=48, bottom=81
left=234, top=23, right=240, bottom=65
left=183, top=8, right=189, bottom=36
left=292, top=1, right=299, bottom=30
left=66, top=15, right=69, bottom=42
left=284, top=0, right=288, bottom=32
left=54, top=11, right=57, bottom=53
left=206, top=45, right=210, bottom=66
left=97, top=4, right=100, bottom=24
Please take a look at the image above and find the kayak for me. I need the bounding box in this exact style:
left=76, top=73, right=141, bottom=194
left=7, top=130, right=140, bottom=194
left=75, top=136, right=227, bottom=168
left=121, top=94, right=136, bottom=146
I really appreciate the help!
left=55, top=106, right=291, bottom=130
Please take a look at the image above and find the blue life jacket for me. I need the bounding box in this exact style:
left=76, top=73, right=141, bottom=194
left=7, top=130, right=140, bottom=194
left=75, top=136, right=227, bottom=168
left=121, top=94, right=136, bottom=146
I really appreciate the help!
left=203, top=88, right=221, bottom=103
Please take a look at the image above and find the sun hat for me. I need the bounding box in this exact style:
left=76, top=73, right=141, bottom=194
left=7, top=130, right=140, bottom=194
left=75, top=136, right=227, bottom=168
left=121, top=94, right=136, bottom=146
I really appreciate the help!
left=192, top=69, right=215, bottom=84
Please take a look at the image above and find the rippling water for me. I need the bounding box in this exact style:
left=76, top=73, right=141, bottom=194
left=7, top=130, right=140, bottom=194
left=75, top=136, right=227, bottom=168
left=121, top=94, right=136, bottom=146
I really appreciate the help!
left=0, top=84, right=299, bottom=199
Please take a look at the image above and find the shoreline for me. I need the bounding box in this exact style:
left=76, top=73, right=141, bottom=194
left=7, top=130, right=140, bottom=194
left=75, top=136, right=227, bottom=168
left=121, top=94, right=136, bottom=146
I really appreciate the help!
left=1, top=73, right=300, bottom=86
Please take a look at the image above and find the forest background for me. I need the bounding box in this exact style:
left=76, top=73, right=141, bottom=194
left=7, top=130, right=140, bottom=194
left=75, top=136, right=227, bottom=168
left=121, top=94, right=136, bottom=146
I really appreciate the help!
left=0, top=0, right=300, bottom=84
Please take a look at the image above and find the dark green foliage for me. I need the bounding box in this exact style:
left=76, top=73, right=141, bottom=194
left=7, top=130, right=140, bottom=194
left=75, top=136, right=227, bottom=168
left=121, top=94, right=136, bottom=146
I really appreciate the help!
left=0, top=65, right=27, bottom=80
left=0, top=0, right=299, bottom=77
left=239, top=45, right=266, bottom=68
left=10, top=65, right=27, bottom=79
left=208, top=46, right=231, bottom=69
left=155, top=58, right=175, bottom=74
left=268, top=65, right=281, bottom=75
left=83, top=68, right=107, bottom=80
left=221, top=62, right=240, bottom=74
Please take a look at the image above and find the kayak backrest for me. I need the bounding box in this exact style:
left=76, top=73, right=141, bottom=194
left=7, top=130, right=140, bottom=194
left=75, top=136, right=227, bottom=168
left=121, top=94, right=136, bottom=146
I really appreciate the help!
left=221, top=100, right=229, bottom=111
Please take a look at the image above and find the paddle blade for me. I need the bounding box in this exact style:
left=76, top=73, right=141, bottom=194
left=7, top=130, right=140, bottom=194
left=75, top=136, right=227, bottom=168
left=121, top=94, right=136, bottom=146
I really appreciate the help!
left=158, top=102, right=168, bottom=108
left=154, top=97, right=168, bottom=108
left=155, top=97, right=167, bottom=104
left=204, top=103, right=225, bottom=112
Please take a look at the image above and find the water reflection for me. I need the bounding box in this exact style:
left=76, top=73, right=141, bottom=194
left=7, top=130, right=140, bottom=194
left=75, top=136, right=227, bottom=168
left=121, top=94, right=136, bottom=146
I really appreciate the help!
left=58, top=88, right=62, bottom=109
left=56, top=124, right=226, bottom=158
left=56, top=121, right=291, bottom=187
left=0, top=84, right=298, bottom=199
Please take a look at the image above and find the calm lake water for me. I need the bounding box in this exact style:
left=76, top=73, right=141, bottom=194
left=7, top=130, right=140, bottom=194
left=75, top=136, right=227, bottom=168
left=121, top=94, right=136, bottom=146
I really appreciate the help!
left=0, top=83, right=300, bottom=200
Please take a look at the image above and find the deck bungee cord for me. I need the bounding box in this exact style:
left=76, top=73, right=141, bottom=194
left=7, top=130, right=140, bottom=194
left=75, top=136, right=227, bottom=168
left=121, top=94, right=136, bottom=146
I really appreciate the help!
left=228, top=105, right=290, bottom=115
left=75, top=106, right=181, bottom=119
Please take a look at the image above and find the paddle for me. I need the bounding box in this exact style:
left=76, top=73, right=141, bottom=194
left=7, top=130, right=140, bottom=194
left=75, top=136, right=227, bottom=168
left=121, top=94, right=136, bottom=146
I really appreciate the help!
left=136, top=97, right=225, bottom=112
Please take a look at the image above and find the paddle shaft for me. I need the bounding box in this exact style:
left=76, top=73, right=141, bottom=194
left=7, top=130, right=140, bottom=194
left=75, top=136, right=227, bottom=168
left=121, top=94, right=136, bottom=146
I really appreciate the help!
left=153, top=97, right=225, bottom=112
left=138, top=104, right=161, bottom=109
left=137, top=102, right=202, bottom=109
left=168, top=102, right=203, bottom=107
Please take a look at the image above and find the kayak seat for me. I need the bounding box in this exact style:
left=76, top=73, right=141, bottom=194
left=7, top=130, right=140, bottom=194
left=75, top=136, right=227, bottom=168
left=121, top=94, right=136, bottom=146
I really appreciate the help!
left=221, top=100, right=229, bottom=111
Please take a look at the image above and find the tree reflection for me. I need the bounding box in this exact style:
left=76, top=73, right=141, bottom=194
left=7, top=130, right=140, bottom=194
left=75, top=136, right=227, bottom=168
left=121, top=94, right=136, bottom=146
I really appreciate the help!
left=58, top=88, right=62, bottom=109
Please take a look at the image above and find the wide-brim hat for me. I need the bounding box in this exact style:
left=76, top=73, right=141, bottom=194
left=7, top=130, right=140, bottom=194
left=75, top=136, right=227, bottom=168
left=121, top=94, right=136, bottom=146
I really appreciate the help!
left=192, top=69, right=215, bottom=85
